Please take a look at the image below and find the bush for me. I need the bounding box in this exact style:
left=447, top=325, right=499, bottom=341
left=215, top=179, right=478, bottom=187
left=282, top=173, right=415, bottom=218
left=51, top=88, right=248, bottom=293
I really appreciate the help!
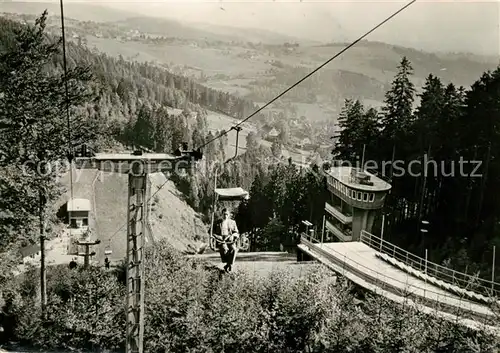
left=2, top=240, right=499, bottom=353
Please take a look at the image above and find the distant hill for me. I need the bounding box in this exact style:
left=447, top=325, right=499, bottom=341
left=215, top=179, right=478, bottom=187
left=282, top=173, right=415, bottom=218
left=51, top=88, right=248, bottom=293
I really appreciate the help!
left=1, top=2, right=310, bottom=45
left=0, top=1, right=137, bottom=22
left=111, top=16, right=309, bottom=45
left=189, top=21, right=319, bottom=45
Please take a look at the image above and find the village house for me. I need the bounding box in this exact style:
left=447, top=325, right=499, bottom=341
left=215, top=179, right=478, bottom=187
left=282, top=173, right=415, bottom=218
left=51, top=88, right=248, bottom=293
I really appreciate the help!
left=67, top=198, right=91, bottom=230
left=265, top=127, right=280, bottom=142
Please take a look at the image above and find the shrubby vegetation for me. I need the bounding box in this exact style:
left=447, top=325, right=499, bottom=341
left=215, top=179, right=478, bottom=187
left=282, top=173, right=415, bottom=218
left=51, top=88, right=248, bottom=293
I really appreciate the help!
left=2, top=241, right=499, bottom=352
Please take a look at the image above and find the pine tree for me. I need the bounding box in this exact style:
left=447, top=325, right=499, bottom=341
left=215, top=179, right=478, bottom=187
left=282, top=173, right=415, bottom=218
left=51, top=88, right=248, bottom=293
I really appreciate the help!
left=414, top=74, right=445, bottom=152
left=333, top=99, right=366, bottom=163
left=380, top=56, right=415, bottom=158
left=134, top=104, right=155, bottom=150
left=154, top=107, right=171, bottom=153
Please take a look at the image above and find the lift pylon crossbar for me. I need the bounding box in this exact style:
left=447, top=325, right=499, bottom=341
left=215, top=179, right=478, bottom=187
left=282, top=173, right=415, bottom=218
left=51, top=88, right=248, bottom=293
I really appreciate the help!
left=75, top=151, right=202, bottom=174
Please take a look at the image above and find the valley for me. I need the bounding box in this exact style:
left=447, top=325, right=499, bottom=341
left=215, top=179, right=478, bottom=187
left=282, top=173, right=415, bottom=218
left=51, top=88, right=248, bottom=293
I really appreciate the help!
left=3, top=6, right=497, bottom=164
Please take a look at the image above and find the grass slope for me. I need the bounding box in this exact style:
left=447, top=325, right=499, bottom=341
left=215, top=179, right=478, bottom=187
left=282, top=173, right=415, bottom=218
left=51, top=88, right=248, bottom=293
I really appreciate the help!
left=93, top=172, right=128, bottom=263
left=53, top=169, right=205, bottom=264
left=148, top=172, right=207, bottom=252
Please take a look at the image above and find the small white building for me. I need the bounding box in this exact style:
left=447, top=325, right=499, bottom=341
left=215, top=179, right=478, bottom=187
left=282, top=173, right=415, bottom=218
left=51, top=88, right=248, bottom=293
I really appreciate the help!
left=67, top=198, right=91, bottom=229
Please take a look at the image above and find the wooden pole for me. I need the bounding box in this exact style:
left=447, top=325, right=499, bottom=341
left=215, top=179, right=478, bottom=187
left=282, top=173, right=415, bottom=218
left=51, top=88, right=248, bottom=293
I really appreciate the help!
left=492, top=246, right=496, bottom=292
left=361, top=144, right=366, bottom=170
left=389, top=144, right=396, bottom=180
left=39, top=190, right=47, bottom=321
left=209, top=168, right=218, bottom=240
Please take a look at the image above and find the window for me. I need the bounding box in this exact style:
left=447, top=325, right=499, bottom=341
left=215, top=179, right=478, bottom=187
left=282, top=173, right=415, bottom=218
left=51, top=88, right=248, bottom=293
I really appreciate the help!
left=83, top=218, right=89, bottom=226
left=369, top=193, right=375, bottom=202
left=357, top=192, right=362, bottom=201
left=348, top=189, right=352, bottom=198
left=363, top=193, right=368, bottom=201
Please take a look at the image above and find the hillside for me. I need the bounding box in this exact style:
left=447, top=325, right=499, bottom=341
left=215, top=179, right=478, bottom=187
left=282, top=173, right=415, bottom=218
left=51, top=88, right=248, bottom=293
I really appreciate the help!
left=2, top=9, right=497, bottom=151
left=50, top=169, right=207, bottom=266
left=0, top=2, right=137, bottom=22
left=0, top=3, right=307, bottom=44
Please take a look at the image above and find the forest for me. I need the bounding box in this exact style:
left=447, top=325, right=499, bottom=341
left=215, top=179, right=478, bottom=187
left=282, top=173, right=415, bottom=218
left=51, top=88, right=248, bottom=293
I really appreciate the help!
left=330, top=57, right=500, bottom=282
left=1, top=11, right=500, bottom=352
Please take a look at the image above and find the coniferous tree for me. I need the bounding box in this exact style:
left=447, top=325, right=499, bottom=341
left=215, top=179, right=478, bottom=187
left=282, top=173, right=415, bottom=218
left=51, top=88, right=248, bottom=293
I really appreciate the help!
left=333, top=99, right=366, bottom=162
left=134, top=104, right=155, bottom=150
left=379, top=56, right=415, bottom=160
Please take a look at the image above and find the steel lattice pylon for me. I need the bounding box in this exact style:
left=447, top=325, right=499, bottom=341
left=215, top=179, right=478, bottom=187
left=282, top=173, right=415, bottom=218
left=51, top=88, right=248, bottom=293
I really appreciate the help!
left=126, top=164, right=147, bottom=353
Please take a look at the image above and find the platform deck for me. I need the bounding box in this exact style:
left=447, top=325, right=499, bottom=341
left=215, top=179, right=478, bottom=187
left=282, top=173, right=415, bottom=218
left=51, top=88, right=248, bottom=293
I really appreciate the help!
left=298, top=239, right=499, bottom=329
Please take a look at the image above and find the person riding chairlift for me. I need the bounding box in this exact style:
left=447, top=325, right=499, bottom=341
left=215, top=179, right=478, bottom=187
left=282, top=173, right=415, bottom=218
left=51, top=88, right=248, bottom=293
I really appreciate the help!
left=214, top=208, right=239, bottom=273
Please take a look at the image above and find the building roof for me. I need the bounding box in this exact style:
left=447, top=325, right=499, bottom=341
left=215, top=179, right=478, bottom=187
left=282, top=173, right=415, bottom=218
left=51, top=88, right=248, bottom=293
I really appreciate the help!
left=67, top=198, right=91, bottom=212
left=268, top=128, right=280, bottom=137
left=327, top=166, right=392, bottom=192
left=20, top=244, right=41, bottom=258
left=92, top=153, right=178, bottom=161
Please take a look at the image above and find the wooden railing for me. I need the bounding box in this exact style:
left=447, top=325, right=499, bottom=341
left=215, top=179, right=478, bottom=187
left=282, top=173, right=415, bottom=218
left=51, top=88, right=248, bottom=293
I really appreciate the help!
left=359, top=230, right=500, bottom=299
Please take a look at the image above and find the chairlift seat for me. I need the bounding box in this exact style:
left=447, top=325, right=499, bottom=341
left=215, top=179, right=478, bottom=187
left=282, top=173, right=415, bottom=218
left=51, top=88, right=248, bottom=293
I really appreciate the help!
left=215, top=187, right=249, bottom=201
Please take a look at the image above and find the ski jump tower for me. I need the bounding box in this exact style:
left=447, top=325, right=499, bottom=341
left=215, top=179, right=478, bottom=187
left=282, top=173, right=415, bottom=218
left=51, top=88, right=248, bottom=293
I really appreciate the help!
left=323, top=166, right=391, bottom=242
left=75, top=148, right=202, bottom=353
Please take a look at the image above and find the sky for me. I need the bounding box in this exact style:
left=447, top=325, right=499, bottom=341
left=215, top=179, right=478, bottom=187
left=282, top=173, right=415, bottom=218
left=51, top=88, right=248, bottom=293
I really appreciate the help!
left=4, top=0, right=500, bottom=55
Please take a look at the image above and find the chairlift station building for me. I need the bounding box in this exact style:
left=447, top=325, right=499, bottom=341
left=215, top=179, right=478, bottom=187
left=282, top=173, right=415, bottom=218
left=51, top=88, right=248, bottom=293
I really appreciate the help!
left=324, top=166, right=391, bottom=241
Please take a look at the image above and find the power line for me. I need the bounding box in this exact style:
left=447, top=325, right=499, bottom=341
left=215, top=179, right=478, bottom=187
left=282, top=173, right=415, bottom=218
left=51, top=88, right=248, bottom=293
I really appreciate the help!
left=196, top=0, right=416, bottom=151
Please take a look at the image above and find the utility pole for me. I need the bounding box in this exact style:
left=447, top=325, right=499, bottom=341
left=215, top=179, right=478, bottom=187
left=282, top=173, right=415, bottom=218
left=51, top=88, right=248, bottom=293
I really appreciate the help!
left=361, top=144, right=366, bottom=170
left=476, top=142, right=491, bottom=228
left=418, top=144, right=431, bottom=229
left=74, top=148, right=202, bottom=353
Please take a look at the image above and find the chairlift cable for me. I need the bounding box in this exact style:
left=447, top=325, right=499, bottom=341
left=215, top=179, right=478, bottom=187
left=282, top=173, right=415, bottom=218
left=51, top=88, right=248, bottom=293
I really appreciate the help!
left=65, top=0, right=415, bottom=259
left=196, top=0, right=416, bottom=151
left=59, top=0, right=76, bottom=245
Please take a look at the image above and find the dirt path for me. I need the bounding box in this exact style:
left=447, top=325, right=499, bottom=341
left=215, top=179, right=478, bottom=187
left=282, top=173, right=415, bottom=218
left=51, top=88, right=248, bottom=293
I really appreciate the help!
left=189, top=251, right=320, bottom=278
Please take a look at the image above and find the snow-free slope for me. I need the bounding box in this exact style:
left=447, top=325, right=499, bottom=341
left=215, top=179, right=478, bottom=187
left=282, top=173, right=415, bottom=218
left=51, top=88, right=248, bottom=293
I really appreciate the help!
left=91, top=171, right=206, bottom=263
